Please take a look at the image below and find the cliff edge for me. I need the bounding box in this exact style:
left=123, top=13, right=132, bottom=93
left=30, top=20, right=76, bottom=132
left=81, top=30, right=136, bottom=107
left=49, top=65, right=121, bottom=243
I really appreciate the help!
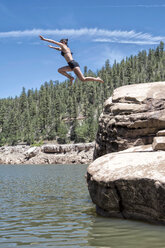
left=87, top=82, right=165, bottom=224
left=94, top=81, right=165, bottom=159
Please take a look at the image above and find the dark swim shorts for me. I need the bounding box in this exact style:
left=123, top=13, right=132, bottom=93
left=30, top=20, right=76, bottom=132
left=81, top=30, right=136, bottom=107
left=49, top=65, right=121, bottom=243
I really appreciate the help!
left=68, top=60, right=80, bottom=69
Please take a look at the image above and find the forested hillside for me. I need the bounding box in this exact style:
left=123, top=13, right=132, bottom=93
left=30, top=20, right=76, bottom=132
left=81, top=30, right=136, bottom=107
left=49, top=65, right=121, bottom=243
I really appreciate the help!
left=0, top=42, right=165, bottom=146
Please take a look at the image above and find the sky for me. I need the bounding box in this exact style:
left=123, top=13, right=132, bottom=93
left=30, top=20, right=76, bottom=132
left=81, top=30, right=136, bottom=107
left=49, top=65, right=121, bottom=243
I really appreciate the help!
left=0, top=0, right=165, bottom=98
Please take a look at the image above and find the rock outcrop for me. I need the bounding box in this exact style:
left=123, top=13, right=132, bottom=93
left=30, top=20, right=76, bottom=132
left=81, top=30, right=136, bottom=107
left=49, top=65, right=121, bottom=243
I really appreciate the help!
left=42, top=143, right=94, bottom=153
left=87, top=82, right=165, bottom=224
left=94, top=82, right=165, bottom=159
left=87, top=145, right=165, bottom=224
left=0, top=143, right=95, bottom=165
left=152, top=136, right=165, bottom=151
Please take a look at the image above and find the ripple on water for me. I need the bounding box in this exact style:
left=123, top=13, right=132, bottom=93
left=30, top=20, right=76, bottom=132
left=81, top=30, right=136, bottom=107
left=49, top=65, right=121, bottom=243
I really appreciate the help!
left=0, top=164, right=165, bottom=248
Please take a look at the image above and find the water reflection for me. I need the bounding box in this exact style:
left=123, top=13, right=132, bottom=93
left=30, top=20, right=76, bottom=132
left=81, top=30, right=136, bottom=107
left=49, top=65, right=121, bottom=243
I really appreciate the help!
left=87, top=211, right=165, bottom=248
left=0, top=165, right=92, bottom=247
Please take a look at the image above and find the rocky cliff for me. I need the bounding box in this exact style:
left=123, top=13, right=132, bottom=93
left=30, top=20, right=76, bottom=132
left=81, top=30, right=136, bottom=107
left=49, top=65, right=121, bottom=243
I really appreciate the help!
left=94, top=81, right=165, bottom=159
left=87, top=145, right=165, bottom=224
left=87, top=81, right=165, bottom=224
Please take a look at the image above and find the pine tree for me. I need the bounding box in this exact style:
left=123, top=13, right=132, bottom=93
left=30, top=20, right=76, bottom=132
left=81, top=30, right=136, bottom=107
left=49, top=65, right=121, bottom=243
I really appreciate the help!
left=0, top=42, right=165, bottom=146
left=19, top=87, right=27, bottom=113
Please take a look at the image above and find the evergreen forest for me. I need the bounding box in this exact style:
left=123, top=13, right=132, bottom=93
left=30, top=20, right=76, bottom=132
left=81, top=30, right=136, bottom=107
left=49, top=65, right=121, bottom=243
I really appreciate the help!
left=0, top=42, right=165, bottom=146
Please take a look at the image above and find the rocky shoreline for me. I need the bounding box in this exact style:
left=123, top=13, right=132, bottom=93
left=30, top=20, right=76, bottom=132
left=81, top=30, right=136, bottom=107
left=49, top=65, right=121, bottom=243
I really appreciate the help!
left=0, top=142, right=95, bottom=165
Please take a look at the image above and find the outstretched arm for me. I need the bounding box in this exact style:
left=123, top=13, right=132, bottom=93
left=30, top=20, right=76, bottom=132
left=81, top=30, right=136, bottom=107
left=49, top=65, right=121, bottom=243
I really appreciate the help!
left=48, top=45, right=61, bottom=51
left=39, top=35, right=64, bottom=48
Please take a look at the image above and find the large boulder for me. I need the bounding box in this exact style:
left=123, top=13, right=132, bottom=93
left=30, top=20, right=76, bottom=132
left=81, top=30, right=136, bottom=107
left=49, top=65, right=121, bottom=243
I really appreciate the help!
left=94, top=82, right=165, bottom=159
left=87, top=146, right=165, bottom=224
left=24, top=147, right=40, bottom=159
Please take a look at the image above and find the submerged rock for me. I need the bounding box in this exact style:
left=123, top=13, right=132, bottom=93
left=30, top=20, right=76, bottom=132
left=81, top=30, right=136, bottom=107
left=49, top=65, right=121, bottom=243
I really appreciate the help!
left=87, top=146, right=165, bottom=224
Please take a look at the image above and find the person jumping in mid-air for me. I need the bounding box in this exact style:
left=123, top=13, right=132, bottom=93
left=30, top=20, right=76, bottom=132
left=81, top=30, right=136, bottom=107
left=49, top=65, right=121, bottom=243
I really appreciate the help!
left=39, top=35, right=104, bottom=85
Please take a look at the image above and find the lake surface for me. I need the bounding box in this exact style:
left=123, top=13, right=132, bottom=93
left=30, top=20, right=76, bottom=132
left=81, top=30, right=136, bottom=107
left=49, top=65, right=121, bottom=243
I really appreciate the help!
left=0, top=164, right=165, bottom=248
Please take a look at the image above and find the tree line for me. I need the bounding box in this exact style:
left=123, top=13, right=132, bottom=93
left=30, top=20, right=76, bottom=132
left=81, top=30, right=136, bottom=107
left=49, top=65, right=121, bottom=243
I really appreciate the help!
left=0, top=42, right=165, bottom=146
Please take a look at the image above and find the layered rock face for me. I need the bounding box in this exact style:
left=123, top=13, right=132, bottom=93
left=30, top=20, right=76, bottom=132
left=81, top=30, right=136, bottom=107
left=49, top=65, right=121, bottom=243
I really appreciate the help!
left=94, top=82, right=165, bottom=159
left=87, top=82, right=165, bottom=224
left=87, top=146, right=165, bottom=224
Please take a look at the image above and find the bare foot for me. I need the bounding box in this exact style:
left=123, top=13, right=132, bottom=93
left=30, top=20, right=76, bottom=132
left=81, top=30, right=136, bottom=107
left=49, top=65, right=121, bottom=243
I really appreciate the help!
left=70, top=77, right=74, bottom=85
left=97, top=77, right=104, bottom=83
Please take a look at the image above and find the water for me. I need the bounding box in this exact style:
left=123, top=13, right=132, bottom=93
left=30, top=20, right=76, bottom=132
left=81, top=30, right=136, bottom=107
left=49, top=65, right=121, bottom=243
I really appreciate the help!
left=0, top=165, right=165, bottom=248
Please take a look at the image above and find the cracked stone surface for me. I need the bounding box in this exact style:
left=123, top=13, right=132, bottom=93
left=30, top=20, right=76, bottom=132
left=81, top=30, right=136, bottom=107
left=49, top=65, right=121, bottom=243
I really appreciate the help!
left=87, top=145, right=165, bottom=224
left=94, top=81, right=165, bottom=160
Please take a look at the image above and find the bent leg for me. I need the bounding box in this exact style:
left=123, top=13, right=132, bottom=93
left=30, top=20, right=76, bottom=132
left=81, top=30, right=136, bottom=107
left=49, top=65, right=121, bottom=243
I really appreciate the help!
left=58, top=66, right=74, bottom=85
left=73, top=67, right=104, bottom=83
